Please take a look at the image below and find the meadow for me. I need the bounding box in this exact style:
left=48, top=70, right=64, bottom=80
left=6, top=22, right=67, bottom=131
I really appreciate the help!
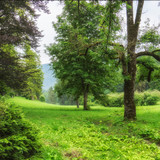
left=8, top=97, right=160, bottom=160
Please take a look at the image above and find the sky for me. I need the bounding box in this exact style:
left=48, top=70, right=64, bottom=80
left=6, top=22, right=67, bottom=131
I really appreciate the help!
left=36, top=1, right=160, bottom=64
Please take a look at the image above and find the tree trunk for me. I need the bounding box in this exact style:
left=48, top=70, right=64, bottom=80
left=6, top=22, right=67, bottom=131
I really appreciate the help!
left=124, top=0, right=144, bottom=120
left=124, top=58, right=137, bottom=120
left=84, top=90, right=88, bottom=110
left=83, top=85, right=89, bottom=110
left=147, top=69, right=153, bottom=82
left=32, top=95, right=34, bottom=100
left=76, top=99, right=79, bottom=108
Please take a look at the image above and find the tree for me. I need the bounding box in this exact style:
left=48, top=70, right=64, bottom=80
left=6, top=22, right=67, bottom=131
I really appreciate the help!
left=0, top=1, right=47, bottom=96
left=0, top=44, right=43, bottom=98
left=47, top=1, right=118, bottom=110
left=21, top=44, right=43, bottom=100
left=47, top=87, right=58, bottom=104
left=0, top=45, right=28, bottom=95
left=54, top=80, right=80, bottom=107
left=112, top=0, right=160, bottom=120
left=0, top=0, right=48, bottom=48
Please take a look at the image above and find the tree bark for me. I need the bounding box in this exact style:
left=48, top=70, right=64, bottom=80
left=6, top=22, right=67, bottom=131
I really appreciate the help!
left=124, top=0, right=144, bottom=120
left=83, top=85, right=89, bottom=110
left=76, top=99, right=79, bottom=108
left=124, top=61, right=136, bottom=120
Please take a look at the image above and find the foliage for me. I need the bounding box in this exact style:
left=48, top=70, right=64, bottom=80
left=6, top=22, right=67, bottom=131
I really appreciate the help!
left=0, top=44, right=43, bottom=99
left=21, top=44, right=43, bottom=100
left=100, top=91, right=160, bottom=107
left=8, top=97, right=160, bottom=160
left=0, top=101, right=41, bottom=160
left=105, top=93, right=124, bottom=107
left=0, top=45, right=28, bottom=95
left=0, top=0, right=48, bottom=48
left=40, top=95, right=45, bottom=102
left=0, top=1, right=46, bottom=98
left=136, top=55, right=160, bottom=85
left=149, top=80, right=160, bottom=91
left=47, top=1, right=120, bottom=109
left=134, top=91, right=159, bottom=106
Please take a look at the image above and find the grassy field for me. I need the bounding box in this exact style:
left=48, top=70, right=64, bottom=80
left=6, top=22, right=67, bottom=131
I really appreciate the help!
left=8, top=97, right=160, bottom=160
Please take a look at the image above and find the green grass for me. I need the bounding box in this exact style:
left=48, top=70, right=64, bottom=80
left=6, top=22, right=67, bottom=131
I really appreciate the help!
left=8, top=97, right=160, bottom=160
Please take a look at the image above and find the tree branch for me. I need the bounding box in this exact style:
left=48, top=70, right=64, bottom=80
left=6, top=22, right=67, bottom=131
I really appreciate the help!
left=81, top=41, right=125, bottom=56
left=135, top=0, right=144, bottom=26
left=136, top=49, right=160, bottom=61
left=126, top=0, right=134, bottom=26
left=136, top=60, right=154, bottom=70
left=136, top=60, right=154, bottom=82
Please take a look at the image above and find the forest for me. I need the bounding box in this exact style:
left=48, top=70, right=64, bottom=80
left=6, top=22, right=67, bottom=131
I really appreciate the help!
left=1, top=0, right=160, bottom=159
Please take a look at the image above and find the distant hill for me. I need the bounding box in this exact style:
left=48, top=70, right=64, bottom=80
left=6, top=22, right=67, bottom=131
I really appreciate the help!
left=42, top=64, right=57, bottom=91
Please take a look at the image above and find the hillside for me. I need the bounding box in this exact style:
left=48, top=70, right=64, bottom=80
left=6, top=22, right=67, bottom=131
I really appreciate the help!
left=42, top=64, right=57, bottom=91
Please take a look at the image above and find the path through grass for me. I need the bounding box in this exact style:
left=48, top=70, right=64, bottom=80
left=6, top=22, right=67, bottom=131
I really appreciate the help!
left=8, top=97, right=160, bottom=160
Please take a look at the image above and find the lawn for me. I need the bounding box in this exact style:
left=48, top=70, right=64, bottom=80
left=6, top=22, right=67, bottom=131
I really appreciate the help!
left=8, top=97, right=160, bottom=160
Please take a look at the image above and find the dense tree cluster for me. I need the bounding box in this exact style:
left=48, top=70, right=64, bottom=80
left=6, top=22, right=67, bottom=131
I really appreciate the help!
left=0, top=1, right=46, bottom=98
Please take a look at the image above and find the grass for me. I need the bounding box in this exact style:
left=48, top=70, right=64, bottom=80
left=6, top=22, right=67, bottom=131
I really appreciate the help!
left=8, top=97, right=160, bottom=160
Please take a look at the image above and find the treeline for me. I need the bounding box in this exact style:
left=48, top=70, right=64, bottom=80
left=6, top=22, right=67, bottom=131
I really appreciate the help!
left=44, top=77, right=160, bottom=107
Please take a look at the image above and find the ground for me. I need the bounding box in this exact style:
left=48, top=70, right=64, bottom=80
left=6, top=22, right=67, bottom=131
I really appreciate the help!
left=8, top=97, right=160, bottom=160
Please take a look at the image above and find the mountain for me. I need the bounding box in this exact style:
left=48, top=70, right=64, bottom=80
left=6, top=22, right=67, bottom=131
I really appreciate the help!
left=42, top=64, right=57, bottom=91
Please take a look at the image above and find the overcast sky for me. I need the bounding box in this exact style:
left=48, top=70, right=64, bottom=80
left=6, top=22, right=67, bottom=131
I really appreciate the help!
left=36, top=1, right=160, bottom=64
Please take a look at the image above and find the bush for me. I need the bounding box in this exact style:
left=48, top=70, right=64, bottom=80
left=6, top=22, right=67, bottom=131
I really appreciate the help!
left=0, top=102, right=41, bottom=160
left=149, top=80, right=160, bottom=91
left=100, top=93, right=124, bottom=107
left=135, top=91, right=159, bottom=106
left=40, top=95, right=45, bottom=102
left=102, top=90, right=160, bottom=107
left=108, top=93, right=124, bottom=107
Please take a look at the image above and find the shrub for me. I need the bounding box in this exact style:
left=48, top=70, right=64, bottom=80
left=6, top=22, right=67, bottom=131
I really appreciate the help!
left=102, top=93, right=124, bottom=107
left=102, top=90, right=160, bottom=107
left=40, top=95, right=45, bottom=102
left=0, top=102, right=41, bottom=160
left=149, top=80, right=160, bottom=91
left=135, top=91, right=159, bottom=106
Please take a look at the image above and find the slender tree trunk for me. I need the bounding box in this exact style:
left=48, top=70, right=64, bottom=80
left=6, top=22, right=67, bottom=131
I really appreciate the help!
left=84, top=90, right=88, bottom=110
left=32, top=95, right=34, bottom=100
left=76, top=99, right=79, bottom=108
left=147, top=69, right=153, bottom=82
left=83, top=85, right=89, bottom=110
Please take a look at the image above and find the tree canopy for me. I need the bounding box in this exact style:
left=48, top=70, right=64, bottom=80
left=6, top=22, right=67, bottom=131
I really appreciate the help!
left=47, top=1, right=120, bottom=110
left=0, top=0, right=48, bottom=48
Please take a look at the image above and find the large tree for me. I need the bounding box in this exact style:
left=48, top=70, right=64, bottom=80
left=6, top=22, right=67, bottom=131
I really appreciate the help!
left=21, top=44, right=43, bottom=100
left=117, top=0, right=160, bottom=120
left=0, top=44, right=43, bottom=97
left=0, top=45, right=28, bottom=95
left=48, top=1, right=118, bottom=110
